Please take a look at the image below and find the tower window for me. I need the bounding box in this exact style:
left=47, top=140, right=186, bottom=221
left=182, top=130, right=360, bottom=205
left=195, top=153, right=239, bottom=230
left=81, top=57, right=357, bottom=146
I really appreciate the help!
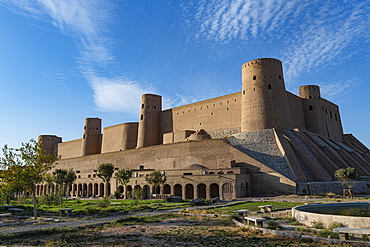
left=309, top=105, right=313, bottom=111
left=279, top=75, right=282, bottom=79
left=140, top=115, right=143, bottom=120
left=141, top=104, right=144, bottom=109
left=253, top=76, right=256, bottom=80
left=268, top=84, right=272, bottom=89
left=243, top=90, right=245, bottom=94
left=154, top=106, right=156, bottom=109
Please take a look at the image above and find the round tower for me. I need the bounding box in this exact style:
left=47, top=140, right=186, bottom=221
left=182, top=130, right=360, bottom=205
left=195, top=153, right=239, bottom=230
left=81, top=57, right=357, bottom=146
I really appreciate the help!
left=299, top=85, right=327, bottom=137
left=38, top=135, right=62, bottom=157
left=241, top=58, right=292, bottom=132
left=81, top=118, right=102, bottom=156
left=136, top=94, right=162, bottom=148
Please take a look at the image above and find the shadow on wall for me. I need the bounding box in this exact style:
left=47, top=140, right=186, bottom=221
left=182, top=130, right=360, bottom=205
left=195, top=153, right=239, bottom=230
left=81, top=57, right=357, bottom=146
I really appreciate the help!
left=233, top=146, right=295, bottom=181
left=250, top=172, right=296, bottom=196
left=160, top=109, right=173, bottom=143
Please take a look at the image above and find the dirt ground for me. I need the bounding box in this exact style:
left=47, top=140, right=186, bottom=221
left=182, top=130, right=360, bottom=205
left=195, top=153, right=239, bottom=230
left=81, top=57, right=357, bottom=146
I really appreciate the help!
left=61, top=217, right=346, bottom=247
left=5, top=195, right=366, bottom=246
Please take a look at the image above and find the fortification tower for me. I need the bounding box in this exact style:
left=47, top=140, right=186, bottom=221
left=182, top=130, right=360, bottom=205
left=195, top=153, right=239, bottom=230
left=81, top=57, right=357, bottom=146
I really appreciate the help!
left=299, top=85, right=327, bottom=138
left=81, top=118, right=102, bottom=156
left=38, top=135, right=62, bottom=157
left=136, top=94, right=162, bottom=148
left=241, top=58, right=292, bottom=132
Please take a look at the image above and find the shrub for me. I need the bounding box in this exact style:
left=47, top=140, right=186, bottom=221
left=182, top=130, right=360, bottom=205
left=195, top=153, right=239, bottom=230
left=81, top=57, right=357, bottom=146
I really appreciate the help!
left=98, top=200, right=110, bottom=208
left=317, top=229, right=339, bottom=239
left=86, top=207, right=99, bottom=214
left=294, top=226, right=312, bottom=233
left=266, top=220, right=283, bottom=230
left=327, top=221, right=345, bottom=230
left=113, top=191, right=120, bottom=200
left=284, top=217, right=299, bottom=225
left=311, top=220, right=324, bottom=229
left=38, top=194, right=59, bottom=207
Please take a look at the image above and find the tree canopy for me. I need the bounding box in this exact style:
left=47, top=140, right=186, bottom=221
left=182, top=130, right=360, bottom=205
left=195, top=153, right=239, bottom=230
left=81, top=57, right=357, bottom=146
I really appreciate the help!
left=97, top=163, right=115, bottom=197
left=115, top=168, right=132, bottom=187
left=53, top=168, right=76, bottom=208
left=334, top=167, right=359, bottom=189
left=145, top=171, right=167, bottom=195
left=0, top=139, right=58, bottom=218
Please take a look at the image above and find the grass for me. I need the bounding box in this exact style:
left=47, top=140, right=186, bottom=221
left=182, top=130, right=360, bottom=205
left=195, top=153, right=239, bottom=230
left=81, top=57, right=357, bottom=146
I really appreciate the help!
left=208, top=201, right=303, bottom=214
left=0, top=201, right=348, bottom=246
left=1, top=198, right=188, bottom=216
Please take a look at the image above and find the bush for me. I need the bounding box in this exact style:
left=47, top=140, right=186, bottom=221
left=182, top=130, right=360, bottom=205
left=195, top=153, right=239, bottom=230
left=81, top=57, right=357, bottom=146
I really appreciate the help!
left=317, top=229, right=339, bottom=239
left=86, top=207, right=99, bottom=214
left=284, top=217, right=299, bottom=225
left=294, top=226, right=312, bottom=233
left=113, top=191, right=121, bottom=200
left=266, top=220, right=283, bottom=230
left=311, top=220, right=324, bottom=229
left=327, top=221, right=345, bottom=230
left=98, top=200, right=110, bottom=208
left=38, top=194, right=59, bottom=207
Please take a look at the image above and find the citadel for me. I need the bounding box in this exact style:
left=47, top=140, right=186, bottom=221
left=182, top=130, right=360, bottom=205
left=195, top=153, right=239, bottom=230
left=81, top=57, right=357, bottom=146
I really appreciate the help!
left=38, top=58, right=370, bottom=200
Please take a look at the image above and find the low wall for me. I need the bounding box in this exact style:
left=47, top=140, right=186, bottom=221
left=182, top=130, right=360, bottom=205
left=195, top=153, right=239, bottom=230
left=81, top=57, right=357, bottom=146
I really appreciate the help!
left=292, top=203, right=370, bottom=228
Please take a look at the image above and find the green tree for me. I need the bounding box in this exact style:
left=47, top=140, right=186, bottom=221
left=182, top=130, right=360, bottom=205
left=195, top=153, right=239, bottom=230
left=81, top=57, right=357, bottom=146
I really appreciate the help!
left=334, top=167, right=359, bottom=197
left=334, top=167, right=359, bottom=189
left=114, top=168, right=133, bottom=199
left=0, top=139, right=57, bottom=219
left=145, top=171, right=167, bottom=199
left=53, top=169, right=76, bottom=208
left=97, top=163, right=115, bottom=198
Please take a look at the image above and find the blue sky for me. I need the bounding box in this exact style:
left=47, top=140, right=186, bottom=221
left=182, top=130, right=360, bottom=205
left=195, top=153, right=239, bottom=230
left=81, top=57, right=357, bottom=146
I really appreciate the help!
left=0, top=0, right=369, bottom=150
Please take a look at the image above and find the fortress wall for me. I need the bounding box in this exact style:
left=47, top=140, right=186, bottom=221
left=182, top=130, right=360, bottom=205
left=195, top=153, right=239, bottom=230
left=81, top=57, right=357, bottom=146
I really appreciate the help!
left=321, top=98, right=343, bottom=142
left=55, top=139, right=296, bottom=195
left=159, top=92, right=241, bottom=141
left=101, top=122, right=138, bottom=153
left=286, top=92, right=306, bottom=129
left=56, top=140, right=235, bottom=173
left=58, top=139, right=82, bottom=159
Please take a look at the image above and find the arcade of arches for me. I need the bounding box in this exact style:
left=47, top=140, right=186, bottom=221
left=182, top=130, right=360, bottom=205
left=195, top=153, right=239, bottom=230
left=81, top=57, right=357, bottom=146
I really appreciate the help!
left=36, top=181, right=250, bottom=200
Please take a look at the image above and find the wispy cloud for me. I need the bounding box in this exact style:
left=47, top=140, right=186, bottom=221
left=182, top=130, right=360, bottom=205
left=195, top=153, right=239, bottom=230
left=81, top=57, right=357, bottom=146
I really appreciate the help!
left=89, top=76, right=156, bottom=114
left=319, top=79, right=359, bottom=100
left=196, top=0, right=303, bottom=42
left=282, top=1, right=370, bottom=83
left=0, top=0, right=151, bottom=114
left=194, top=0, right=370, bottom=92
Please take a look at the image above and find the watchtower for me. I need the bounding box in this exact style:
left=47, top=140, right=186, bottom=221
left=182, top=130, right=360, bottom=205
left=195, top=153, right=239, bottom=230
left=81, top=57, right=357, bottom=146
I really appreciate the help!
left=38, top=135, right=62, bottom=157
left=241, top=58, right=292, bottom=132
left=299, top=85, right=327, bottom=138
left=136, top=94, right=162, bottom=148
left=81, top=118, right=102, bottom=156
